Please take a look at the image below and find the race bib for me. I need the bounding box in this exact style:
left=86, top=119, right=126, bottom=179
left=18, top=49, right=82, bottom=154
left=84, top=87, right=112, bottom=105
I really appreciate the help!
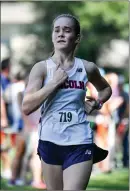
left=53, top=110, right=78, bottom=124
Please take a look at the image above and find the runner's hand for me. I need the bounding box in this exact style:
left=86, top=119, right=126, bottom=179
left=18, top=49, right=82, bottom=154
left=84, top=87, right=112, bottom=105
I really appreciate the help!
left=85, top=96, right=97, bottom=114
left=53, top=64, right=68, bottom=86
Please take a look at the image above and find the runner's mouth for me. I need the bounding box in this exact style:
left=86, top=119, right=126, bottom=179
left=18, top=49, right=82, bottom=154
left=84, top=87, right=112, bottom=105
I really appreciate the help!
left=57, top=40, right=66, bottom=43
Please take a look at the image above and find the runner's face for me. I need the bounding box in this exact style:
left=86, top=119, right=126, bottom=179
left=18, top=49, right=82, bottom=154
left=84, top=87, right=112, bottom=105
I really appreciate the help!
left=52, top=17, right=78, bottom=51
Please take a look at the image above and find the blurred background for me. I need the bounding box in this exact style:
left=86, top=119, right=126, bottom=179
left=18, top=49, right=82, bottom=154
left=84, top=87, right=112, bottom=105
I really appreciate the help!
left=1, top=1, right=129, bottom=190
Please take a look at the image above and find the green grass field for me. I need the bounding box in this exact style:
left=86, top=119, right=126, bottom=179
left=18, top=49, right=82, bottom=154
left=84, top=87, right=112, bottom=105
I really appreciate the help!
left=1, top=168, right=129, bottom=190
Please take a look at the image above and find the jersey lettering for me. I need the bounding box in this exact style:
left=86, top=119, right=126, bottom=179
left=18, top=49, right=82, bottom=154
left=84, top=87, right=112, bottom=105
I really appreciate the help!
left=59, top=80, right=85, bottom=90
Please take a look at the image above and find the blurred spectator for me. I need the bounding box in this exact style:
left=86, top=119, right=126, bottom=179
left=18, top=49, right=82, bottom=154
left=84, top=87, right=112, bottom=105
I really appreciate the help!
left=1, top=58, right=13, bottom=126
left=117, top=75, right=129, bottom=122
left=116, top=75, right=129, bottom=167
left=1, top=58, right=13, bottom=179
left=1, top=89, right=12, bottom=179
left=87, top=71, right=128, bottom=174
left=93, top=73, right=123, bottom=173
left=8, top=72, right=26, bottom=186
left=9, top=72, right=26, bottom=132
left=8, top=78, right=46, bottom=189
left=20, top=109, right=46, bottom=189
left=1, top=89, right=8, bottom=129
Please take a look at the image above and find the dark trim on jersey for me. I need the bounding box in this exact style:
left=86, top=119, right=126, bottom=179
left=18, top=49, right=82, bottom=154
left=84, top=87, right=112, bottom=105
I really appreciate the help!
left=39, top=119, right=43, bottom=139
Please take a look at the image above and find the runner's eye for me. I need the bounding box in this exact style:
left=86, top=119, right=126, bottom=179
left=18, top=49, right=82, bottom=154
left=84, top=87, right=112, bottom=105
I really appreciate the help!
left=54, top=29, right=59, bottom=33
left=64, top=27, right=71, bottom=33
left=65, top=29, right=71, bottom=33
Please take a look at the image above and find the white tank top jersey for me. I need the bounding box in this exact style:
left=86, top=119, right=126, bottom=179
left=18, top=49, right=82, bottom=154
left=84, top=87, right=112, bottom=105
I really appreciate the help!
left=38, top=57, right=93, bottom=145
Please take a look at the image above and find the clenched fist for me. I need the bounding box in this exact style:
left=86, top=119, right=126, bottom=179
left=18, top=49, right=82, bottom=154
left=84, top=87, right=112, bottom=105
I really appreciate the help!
left=84, top=96, right=97, bottom=114
left=53, top=64, right=68, bottom=86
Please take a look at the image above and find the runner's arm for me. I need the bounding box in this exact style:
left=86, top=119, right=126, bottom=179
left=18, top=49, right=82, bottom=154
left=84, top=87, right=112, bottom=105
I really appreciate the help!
left=83, top=61, right=112, bottom=103
left=22, top=61, right=59, bottom=115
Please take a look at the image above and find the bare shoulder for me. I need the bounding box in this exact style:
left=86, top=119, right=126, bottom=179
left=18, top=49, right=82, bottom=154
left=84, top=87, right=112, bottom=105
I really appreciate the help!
left=81, top=59, right=111, bottom=92
left=25, top=60, right=47, bottom=92
left=30, top=60, right=47, bottom=77
left=81, top=59, right=99, bottom=75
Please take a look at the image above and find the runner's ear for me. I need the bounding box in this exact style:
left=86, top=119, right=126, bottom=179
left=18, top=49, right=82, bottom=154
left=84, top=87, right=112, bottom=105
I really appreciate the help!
left=75, top=34, right=80, bottom=44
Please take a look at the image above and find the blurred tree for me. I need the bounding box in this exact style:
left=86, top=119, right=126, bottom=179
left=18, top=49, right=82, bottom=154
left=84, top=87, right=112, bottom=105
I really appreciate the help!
left=72, top=1, right=128, bottom=61
left=24, top=1, right=128, bottom=64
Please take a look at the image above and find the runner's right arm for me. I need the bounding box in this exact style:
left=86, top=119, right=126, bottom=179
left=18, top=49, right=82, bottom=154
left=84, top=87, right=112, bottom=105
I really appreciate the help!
left=22, top=61, right=67, bottom=115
